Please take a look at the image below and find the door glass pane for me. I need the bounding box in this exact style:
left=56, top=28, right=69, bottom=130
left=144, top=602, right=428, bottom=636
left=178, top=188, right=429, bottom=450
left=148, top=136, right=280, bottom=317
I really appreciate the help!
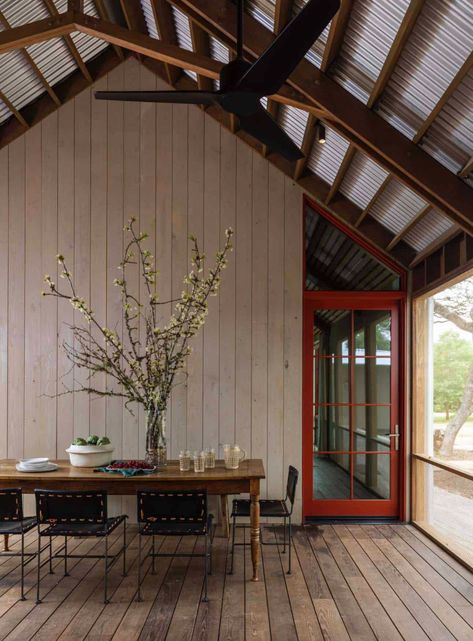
left=314, top=454, right=350, bottom=499
left=354, top=452, right=390, bottom=499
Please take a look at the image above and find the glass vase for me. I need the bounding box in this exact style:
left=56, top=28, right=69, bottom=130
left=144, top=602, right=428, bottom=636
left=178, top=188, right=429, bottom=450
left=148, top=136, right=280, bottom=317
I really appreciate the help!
left=145, top=409, right=167, bottom=468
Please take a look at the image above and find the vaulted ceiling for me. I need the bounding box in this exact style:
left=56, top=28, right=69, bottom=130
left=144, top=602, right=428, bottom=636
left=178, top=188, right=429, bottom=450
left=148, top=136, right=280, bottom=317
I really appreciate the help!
left=0, top=0, right=471, bottom=280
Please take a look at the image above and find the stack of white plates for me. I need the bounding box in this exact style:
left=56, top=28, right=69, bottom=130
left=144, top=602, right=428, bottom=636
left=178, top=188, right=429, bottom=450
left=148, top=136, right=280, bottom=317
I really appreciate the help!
left=16, top=458, right=58, bottom=473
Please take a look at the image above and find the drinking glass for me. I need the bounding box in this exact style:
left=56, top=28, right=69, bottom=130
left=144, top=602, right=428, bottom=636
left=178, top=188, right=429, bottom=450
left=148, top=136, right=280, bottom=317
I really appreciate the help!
left=193, top=451, right=205, bottom=473
left=205, top=448, right=216, bottom=469
left=179, top=450, right=191, bottom=472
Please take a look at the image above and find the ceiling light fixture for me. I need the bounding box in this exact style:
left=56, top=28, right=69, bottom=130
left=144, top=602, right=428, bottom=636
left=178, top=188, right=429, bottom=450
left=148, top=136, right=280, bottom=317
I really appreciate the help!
left=317, top=122, right=326, bottom=144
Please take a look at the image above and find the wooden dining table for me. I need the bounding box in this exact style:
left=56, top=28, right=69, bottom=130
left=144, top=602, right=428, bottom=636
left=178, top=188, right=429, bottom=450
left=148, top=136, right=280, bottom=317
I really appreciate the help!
left=0, top=458, right=266, bottom=581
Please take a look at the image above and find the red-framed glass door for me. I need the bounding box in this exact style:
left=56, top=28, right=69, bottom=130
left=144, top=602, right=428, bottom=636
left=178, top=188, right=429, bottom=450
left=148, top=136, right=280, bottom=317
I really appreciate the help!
left=303, top=292, right=402, bottom=518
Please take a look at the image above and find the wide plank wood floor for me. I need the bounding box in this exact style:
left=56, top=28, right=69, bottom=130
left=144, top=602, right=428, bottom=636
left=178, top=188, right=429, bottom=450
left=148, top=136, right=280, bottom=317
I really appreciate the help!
left=0, top=524, right=472, bottom=640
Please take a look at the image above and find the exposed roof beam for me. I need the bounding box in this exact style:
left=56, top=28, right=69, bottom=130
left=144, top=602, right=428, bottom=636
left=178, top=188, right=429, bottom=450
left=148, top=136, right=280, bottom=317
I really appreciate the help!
left=325, top=143, right=355, bottom=204
left=189, top=20, right=213, bottom=91
left=93, top=0, right=125, bottom=60
left=294, top=114, right=318, bottom=180
left=274, top=0, right=294, bottom=35
left=413, top=51, right=473, bottom=143
left=0, top=9, right=61, bottom=107
left=42, top=0, right=93, bottom=82
left=175, top=0, right=473, bottom=236
left=459, top=156, right=473, bottom=179
left=0, top=12, right=74, bottom=50
left=151, top=0, right=181, bottom=84
left=386, top=204, right=432, bottom=251
left=355, top=175, right=391, bottom=227
left=367, top=0, right=425, bottom=108
left=320, top=0, right=353, bottom=73
left=0, top=91, right=28, bottom=128
left=263, top=0, right=294, bottom=156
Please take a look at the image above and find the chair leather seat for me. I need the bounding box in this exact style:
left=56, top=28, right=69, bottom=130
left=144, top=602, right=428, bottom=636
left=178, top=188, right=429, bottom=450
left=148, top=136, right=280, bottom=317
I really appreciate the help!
left=231, top=499, right=289, bottom=518
left=40, top=515, right=126, bottom=537
left=140, top=515, right=213, bottom=536
left=0, top=516, right=37, bottom=535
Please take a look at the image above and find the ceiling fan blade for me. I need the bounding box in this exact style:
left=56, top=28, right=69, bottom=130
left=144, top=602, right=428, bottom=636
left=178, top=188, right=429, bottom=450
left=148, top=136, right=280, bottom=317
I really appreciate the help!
left=239, top=106, right=304, bottom=161
left=235, top=0, right=340, bottom=96
left=94, top=90, right=219, bottom=105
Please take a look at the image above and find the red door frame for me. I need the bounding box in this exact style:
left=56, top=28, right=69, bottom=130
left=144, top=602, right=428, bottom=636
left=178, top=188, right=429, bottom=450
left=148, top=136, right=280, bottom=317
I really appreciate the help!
left=302, top=196, right=407, bottom=520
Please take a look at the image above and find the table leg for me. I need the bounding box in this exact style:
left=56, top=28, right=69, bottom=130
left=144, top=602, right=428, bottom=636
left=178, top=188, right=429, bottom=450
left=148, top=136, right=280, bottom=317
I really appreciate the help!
left=250, top=480, right=260, bottom=581
left=4, top=535, right=9, bottom=551
left=220, top=495, right=230, bottom=538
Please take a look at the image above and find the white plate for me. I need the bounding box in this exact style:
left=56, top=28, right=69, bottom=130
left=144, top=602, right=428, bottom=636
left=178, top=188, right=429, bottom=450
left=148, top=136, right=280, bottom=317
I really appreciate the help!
left=19, top=457, right=49, bottom=465
left=16, top=462, right=58, bottom=473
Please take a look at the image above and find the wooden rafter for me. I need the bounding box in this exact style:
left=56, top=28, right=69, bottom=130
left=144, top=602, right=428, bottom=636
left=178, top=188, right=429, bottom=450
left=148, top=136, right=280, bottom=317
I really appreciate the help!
left=294, top=114, right=318, bottom=180
left=325, top=143, right=355, bottom=204
left=0, top=9, right=61, bottom=107
left=413, top=51, right=473, bottom=144
left=189, top=20, right=213, bottom=91
left=262, top=0, right=294, bottom=156
left=367, top=0, right=425, bottom=108
left=0, top=91, right=28, bottom=128
left=386, top=204, right=432, bottom=251
left=459, top=156, right=473, bottom=179
left=151, top=0, right=181, bottom=85
left=174, top=0, right=473, bottom=236
left=320, top=0, right=353, bottom=73
left=93, top=0, right=124, bottom=60
left=42, top=0, right=92, bottom=83
left=355, top=175, right=391, bottom=228
left=410, top=227, right=460, bottom=268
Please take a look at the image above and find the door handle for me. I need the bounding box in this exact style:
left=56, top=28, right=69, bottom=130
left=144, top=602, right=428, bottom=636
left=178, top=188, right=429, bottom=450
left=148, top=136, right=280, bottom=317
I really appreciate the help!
left=381, top=425, right=399, bottom=451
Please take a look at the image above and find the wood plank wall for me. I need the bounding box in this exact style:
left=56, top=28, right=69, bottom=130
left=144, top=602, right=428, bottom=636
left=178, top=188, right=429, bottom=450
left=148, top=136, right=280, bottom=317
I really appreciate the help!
left=0, top=59, right=304, bottom=520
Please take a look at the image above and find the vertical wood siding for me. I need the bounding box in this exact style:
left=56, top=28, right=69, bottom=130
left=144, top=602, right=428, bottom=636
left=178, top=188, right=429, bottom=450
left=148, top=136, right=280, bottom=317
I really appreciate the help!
left=0, top=59, right=304, bottom=520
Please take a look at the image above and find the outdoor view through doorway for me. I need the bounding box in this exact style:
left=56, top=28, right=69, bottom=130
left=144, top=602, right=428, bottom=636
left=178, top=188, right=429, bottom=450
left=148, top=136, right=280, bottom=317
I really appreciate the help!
left=303, top=201, right=406, bottom=519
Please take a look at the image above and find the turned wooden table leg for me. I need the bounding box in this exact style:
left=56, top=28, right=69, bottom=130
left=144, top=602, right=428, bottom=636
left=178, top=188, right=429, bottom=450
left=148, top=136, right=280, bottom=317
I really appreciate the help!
left=4, top=535, right=9, bottom=551
left=250, top=479, right=260, bottom=581
left=220, top=495, right=230, bottom=538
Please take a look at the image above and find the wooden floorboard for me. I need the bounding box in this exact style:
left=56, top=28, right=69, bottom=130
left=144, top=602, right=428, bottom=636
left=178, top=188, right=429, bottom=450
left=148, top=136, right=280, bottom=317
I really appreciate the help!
left=0, top=525, right=472, bottom=640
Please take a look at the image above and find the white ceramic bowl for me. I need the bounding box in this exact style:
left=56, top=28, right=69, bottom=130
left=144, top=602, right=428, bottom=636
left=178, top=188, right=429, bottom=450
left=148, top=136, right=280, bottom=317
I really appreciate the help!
left=65, top=444, right=114, bottom=468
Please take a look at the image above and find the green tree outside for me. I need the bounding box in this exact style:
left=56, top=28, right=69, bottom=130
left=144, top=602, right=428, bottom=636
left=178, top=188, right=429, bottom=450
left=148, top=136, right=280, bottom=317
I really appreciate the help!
left=434, top=330, right=473, bottom=420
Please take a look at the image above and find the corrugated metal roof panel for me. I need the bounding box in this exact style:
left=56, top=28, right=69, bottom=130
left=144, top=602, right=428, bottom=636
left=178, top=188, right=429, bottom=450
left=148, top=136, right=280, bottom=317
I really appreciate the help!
left=27, top=37, right=77, bottom=87
left=379, top=0, right=473, bottom=139
left=339, top=151, right=389, bottom=209
left=0, top=50, right=44, bottom=115
left=307, top=126, right=350, bottom=184
left=404, top=208, right=455, bottom=252
left=0, top=100, right=10, bottom=123
left=369, top=180, right=427, bottom=235
left=172, top=5, right=197, bottom=81
left=421, top=67, right=473, bottom=175
left=247, top=0, right=275, bottom=31
left=140, top=0, right=159, bottom=39
left=278, top=104, right=308, bottom=147
left=209, top=37, right=229, bottom=64
left=0, top=0, right=48, bottom=25
left=331, top=0, right=410, bottom=104
left=52, top=0, right=108, bottom=62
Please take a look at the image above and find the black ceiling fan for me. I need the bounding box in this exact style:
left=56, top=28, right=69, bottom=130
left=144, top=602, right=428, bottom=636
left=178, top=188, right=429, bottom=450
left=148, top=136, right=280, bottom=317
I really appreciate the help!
left=95, top=0, right=340, bottom=161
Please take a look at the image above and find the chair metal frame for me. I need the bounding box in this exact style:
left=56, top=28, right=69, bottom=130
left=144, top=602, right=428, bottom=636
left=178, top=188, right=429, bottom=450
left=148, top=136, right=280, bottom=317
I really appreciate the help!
left=136, top=489, right=214, bottom=602
left=230, top=465, right=299, bottom=575
left=34, top=489, right=127, bottom=605
left=0, top=488, right=37, bottom=600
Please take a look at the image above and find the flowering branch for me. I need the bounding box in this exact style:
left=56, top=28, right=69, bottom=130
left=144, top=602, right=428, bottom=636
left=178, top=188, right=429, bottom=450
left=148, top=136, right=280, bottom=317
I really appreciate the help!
left=43, top=218, right=233, bottom=415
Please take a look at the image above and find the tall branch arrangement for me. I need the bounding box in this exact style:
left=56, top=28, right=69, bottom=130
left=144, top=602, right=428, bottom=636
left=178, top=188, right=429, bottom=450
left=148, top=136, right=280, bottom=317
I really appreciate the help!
left=43, top=218, right=233, bottom=421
